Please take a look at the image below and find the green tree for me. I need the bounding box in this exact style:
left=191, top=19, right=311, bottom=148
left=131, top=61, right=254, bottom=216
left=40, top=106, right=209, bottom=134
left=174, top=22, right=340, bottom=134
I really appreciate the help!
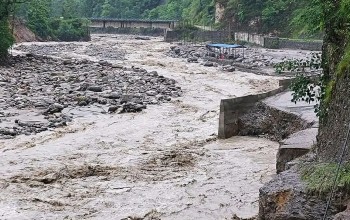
left=27, top=0, right=52, bottom=39
left=0, top=0, right=19, bottom=62
left=290, top=0, right=323, bottom=38
left=0, top=19, right=14, bottom=61
left=62, top=0, right=83, bottom=18
left=101, top=0, right=113, bottom=18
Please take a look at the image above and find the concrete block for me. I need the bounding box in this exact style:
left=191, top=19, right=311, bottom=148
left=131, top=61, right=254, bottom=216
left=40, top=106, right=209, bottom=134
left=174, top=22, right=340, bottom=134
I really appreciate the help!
left=276, top=128, right=318, bottom=173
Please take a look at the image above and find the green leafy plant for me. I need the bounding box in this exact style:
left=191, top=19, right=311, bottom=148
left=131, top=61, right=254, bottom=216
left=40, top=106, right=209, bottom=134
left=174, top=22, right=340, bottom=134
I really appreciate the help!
left=274, top=52, right=321, bottom=74
left=274, top=53, right=323, bottom=115
left=52, top=18, right=90, bottom=41
left=302, top=162, right=350, bottom=194
left=0, top=19, right=14, bottom=61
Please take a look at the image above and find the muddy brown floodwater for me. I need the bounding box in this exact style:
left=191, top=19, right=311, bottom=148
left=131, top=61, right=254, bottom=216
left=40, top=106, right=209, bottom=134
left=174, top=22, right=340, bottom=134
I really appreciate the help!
left=0, top=35, right=285, bottom=219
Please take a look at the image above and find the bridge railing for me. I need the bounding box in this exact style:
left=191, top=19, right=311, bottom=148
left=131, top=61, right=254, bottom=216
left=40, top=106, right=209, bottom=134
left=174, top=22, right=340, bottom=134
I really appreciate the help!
left=90, top=18, right=179, bottom=23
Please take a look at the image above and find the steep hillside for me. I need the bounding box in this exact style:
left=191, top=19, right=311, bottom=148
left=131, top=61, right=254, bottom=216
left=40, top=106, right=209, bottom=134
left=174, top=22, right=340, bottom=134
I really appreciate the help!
left=10, top=19, right=39, bottom=43
left=216, top=0, right=323, bottom=38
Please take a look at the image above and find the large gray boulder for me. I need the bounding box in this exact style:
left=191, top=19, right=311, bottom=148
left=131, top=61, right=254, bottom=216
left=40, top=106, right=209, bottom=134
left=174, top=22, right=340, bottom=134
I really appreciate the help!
left=259, top=168, right=339, bottom=220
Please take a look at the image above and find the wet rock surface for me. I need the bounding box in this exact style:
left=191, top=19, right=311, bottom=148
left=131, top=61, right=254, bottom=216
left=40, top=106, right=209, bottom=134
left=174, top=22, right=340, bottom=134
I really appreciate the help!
left=166, top=45, right=275, bottom=71
left=259, top=167, right=341, bottom=220
left=166, top=45, right=321, bottom=76
left=0, top=54, right=181, bottom=138
left=15, top=42, right=127, bottom=60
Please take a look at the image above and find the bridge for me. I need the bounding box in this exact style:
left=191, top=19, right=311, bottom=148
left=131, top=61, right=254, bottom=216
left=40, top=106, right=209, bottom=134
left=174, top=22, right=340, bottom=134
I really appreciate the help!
left=90, top=18, right=179, bottom=30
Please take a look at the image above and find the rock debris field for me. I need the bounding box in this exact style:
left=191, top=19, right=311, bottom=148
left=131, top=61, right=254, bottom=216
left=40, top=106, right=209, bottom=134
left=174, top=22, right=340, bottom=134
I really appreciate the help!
left=0, top=54, right=181, bottom=138
left=0, top=35, right=315, bottom=220
left=15, top=42, right=127, bottom=61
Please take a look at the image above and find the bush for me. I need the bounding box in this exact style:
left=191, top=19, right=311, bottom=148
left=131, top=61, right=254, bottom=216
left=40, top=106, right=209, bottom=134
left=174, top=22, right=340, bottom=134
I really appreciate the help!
left=50, top=18, right=90, bottom=42
left=0, top=19, right=14, bottom=62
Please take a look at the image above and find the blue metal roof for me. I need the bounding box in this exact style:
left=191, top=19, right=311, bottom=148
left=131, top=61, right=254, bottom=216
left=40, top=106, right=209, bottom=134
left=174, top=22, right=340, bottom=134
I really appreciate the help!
left=206, top=44, right=246, bottom=49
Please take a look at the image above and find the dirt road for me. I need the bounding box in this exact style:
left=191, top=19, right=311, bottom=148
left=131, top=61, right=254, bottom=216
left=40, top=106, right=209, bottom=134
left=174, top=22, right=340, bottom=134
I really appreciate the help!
left=1, top=35, right=282, bottom=219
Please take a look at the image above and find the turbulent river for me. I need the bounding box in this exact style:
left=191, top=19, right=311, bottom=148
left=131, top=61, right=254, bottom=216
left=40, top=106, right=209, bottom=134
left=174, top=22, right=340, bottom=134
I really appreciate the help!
left=0, top=35, right=284, bottom=219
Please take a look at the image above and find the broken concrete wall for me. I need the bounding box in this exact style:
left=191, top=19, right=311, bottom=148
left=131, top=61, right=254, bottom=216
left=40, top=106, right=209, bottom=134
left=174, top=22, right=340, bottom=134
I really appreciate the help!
left=234, top=32, right=265, bottom=46
left=279, top=38, right=323, bottom=51
left=218, top=79, right=292, bottom=139
left=164, top=30, right=232, bottom=43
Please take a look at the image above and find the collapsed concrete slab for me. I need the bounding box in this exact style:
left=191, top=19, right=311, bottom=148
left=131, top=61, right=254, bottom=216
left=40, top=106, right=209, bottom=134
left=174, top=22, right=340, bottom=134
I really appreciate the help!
left=218, top=85, right=319, bottom=174
left=218, top=79, right=293, bottom=139
left=264, top=91, right=319, bottom=173
left=277, top=128, right=318, bottom=173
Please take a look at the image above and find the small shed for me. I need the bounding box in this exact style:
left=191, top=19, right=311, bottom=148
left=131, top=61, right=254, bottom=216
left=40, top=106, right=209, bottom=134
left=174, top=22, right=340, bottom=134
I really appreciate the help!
left=206, top=43, right=246, bottom=59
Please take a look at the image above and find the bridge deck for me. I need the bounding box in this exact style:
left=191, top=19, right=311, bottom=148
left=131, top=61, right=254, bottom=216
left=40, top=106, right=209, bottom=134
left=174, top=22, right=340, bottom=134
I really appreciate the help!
left=90, top=18, right=178, bottom=23
left=89, top=18, right=179, bottom=30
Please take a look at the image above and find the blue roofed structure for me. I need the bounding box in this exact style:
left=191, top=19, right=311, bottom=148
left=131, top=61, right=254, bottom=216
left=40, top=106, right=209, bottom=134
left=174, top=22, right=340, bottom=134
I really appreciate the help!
left=206, top=43, right=246, bottom=59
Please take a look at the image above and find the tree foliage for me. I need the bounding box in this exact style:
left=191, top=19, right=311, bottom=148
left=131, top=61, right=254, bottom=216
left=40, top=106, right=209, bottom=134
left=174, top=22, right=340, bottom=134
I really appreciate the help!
left=145, top=0, right=215, bottom=25
left=0, top=19, right=14, bottom=60
left=0, top=0, right=20, bottom=62
left=219, top=0, right=323, bottom=38
left=16, top=0, right=89, bottom=41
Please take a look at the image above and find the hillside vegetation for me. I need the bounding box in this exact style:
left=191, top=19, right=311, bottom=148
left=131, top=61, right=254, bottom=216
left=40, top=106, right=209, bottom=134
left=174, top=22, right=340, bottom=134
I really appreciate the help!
left=217, top=0, right=323, bottom=38
left=10, top=0, right=324, bottom=39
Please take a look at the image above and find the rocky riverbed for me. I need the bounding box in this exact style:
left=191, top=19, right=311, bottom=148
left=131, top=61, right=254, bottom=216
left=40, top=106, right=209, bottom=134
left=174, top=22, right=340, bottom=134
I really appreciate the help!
left=0, top=34, right=314, bottom=219
left=166, top=44, right=321, bottom=76
left=0, top=54, right=181, bottom=139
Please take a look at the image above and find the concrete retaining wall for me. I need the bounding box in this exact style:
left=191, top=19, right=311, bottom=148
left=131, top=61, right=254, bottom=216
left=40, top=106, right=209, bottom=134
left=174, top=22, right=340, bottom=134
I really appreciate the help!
left=218, top=79, right=292, bottom=139
left=165, top=30, right=232, bottom=43
left=234, top=32, right=264, bottom=46
left=279, top=38, right=323, bottom=51
left=164, top=30, right=180, bottom=42
left=234, top=33, right=322, bottom=51
left=165, top=30, right=322, bottom=51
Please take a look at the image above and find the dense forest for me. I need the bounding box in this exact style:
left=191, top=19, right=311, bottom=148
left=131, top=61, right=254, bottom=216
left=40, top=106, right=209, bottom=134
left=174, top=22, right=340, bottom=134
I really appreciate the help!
left=217, top=0, right=323, bottom=37
left=15, top=0, right=214, bottom=23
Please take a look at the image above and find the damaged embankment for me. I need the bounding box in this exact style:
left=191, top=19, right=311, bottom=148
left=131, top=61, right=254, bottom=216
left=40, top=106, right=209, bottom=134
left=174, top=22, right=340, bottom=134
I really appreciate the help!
left=217, top=77, right=349, bottom=219
left=218, top=80, right=328, bottom=219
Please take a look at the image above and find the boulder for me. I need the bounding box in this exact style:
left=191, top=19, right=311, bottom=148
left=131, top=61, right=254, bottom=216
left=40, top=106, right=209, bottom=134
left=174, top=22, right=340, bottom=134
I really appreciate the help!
left=111, top=64, right=124, bottom=69
left=259, top=168, right=338, bottom=220
left=135, top=36, right=150, bottom=40
left=108, top=105, right=121, bottom=113
left=174, top=48, right=181, bottom=54
left=187, top=57, right=198, bottom=63
left=121, top=94, right=134, bottom=104
left=62, top=59, right=72, bottom=65
left=204, top=61, right=214, bottom=67
left=146, top=90, right=158, bottom=96
left=45, top=103, right=64, bottom=115
left=107, top=92, right=121, bottom=99
left=223, top=66, right=236, bottom=72
left=87, top=86, right=103, bottom=92
left=334, top=203, right=350, bottom=220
